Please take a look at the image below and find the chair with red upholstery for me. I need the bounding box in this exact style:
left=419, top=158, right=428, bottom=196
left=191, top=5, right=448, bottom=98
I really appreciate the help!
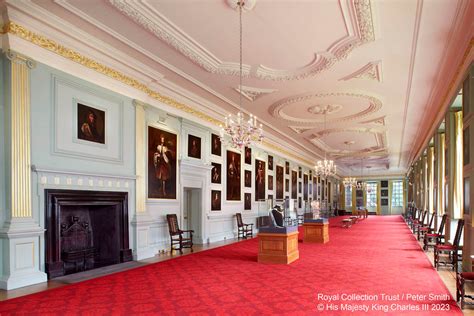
left=410, top=208, right=421, bottom=231
left=456, top=272, right=474, bottom=309
left=434, top=219, right=464, bottom=272
left=418, top=212, right=435, bottom=241
left=412, top=210, right=427, bottom=236
left=423, top=214, right=447, bottom=251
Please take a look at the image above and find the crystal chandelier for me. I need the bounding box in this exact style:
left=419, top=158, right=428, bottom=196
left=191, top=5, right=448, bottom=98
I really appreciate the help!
left=220, top=1, right=263, bottom=149
left=343, top=141, right=357, bottom=187
left=315, top=110, right=337, bottom=178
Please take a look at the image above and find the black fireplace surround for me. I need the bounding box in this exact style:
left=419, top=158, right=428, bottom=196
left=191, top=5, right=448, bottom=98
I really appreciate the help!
left=45, top=189, right=133, bottom=279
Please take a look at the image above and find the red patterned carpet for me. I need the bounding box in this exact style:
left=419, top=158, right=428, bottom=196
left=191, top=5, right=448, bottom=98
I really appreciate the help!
left=0, top=216, right=462, bottom=315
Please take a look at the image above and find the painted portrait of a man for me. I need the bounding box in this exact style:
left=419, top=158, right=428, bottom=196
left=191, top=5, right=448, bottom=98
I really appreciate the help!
left=77, top=103, right=105, bottom=144
left=255, top=159, right=266, bottom=201
left=276, top=165, right=284, bottom=199
left=148, top=126, right=177, bottom=199
left=226, top=150, right=241, bottom=201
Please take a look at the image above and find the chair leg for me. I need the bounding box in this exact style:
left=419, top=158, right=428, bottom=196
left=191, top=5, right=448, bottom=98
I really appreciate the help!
left=434, top=249, right=439, bottom=270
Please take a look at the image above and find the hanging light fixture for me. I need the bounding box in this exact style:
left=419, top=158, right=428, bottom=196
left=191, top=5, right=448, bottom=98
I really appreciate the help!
left=315, top=110, right=337, bottom=178
left=220, top=1, right=263, bottom=149
left=365, top=166, right=373, bottom=193
left=342, top=141, right=357, bottom=187
left=355, top=158, right=367, bottom=190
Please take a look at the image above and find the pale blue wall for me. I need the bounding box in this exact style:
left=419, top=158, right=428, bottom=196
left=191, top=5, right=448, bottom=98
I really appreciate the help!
left=28, top=63, right=136, bottom=227
left=29, top=63, right=135, bottom=175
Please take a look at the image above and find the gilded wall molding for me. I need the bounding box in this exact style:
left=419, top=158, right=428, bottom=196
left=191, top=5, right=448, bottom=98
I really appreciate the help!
left=2, top=22, right=317, bottom=169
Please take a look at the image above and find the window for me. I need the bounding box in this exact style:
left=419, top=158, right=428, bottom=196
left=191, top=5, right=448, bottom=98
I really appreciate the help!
left=345, top=186, right=352, bottom=208
left=366, top=183, right=377, bottom=208
left=391, top=181, right=404, bottom=207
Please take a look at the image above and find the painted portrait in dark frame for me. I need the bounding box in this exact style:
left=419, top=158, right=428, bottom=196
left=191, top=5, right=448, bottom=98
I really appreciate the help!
left=77, top=103, right=105, bottom=144
left=276, top=165, right=284, bottom=199
left=188, top=134, right=201, bottom=159
left=226, top=150, right=241, bottom=201
left=255, top=159, right=266, bottom=201
left=148, top=126, right=177, bottom=199
left=211, top=133, right=222, bottom=156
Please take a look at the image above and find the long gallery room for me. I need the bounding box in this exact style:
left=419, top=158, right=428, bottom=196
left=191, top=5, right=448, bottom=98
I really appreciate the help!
left=0, top=0, right=473, bottom=315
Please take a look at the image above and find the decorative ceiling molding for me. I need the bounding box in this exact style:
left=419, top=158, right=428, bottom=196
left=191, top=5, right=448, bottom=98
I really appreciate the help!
left=361, top=115, right=386, bottom=125
left=235, top=85, right=277, bottom=102
left=254, top=0, right=375, bottom=81
left=311, top=127, right=386, bottom=139
left=270, top=92, right=383, bottom=124
left=339, top=61, right=383, bottom=82
left=1, top=21, right=320, bottom=169
left=109, top=0, right=251, bottom=76
left=288, top=126, right=314, bottom=134
left=307, top=104, right=343, bottom=115
left=307, top=127, right=387, bottom=155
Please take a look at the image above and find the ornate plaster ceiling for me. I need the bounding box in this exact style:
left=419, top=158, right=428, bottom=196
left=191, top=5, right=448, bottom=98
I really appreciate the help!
left=4, top=0, right=472, bottom=176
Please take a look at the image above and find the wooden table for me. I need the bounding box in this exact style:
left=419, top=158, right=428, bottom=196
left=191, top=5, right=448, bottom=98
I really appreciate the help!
left=303, top=221, right=329, bottom=243
left=258, top=231, right=299, bottom=264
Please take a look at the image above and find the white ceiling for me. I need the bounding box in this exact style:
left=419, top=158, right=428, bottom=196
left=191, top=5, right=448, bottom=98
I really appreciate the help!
left=3, top=0, right=473, bottom=176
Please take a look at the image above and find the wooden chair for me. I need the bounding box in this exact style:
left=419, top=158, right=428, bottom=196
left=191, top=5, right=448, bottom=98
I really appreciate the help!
left=423, top=214, right=447, bottom=251
left=434, top=219, right=464, bottom=272
left=456, top=272, right=474, bottom=309
left=417, top=211, right=434, bottom=241
left=236, top=213, right=253, bottom=239
left=412, top=210, right=427, bottom=236
left=166, top=214, right=193, bottom=254
left=409, top=208, right=421, bottom=231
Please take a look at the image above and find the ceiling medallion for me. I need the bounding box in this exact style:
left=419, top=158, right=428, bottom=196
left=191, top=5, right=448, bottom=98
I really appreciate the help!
left=226, top=0, right=257, bottom=12
left=308, top=104, right=342, bottom=115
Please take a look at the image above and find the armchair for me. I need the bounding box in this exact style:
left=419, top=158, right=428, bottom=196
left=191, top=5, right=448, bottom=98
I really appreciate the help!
left=166, top=214, right=193, bottom=254
left=236, top=213, right=253, bottom=239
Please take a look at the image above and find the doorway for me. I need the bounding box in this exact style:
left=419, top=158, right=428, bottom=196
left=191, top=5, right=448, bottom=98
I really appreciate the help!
left=183, top=188, right=202, bottom=243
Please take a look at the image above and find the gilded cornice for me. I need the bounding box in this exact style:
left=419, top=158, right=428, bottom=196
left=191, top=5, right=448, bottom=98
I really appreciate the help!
left=1, top=21, right=317, bottom=168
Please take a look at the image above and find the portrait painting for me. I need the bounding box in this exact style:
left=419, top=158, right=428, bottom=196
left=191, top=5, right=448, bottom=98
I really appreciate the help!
left=298, top=167, right=302, bottom=178
left=298, top=197, right=302, bottom=209
left=285, top=179, right=290, bottom=193
left=309, top=170, right=312, bottom=181
left=304, top=174, right=309, bottom=200
left=244, top=170, right=252, bottom=188
left=268, top=155, right=273, bottom=171
left=244, top=193, right=251, bottom=210
left=211, top=190, right=221, bottom=211
left=291, top=170, right=297, bottom=199
left=188, top=134, right=201, bottom=159
left=77, top=103, right=105, bottom=144
left=226, top=150, right=241, bottom=201
left=276, top=165, right=284, bottom=199
left=285, top=161, right=289, bottom=175
left=245, top=147, right=252, bottom=165
left=298, top=182, right=302, bottom=194
left=268, top=175, right=273, bottom=191
left=381, top=199, right=388, bottom=206
left=211, top=133, right=222, bottom=156
left=211, top=163, right=221, bottom=184
left=148, top=126, right=177, bottom=199
left=255, top=159, right=266, bottom=201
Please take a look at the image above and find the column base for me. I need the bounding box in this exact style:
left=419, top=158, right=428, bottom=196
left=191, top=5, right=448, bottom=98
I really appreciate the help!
left=0, top=218, right=47, bottom=290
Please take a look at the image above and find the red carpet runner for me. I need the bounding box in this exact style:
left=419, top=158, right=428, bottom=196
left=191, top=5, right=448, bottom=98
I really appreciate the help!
left=0, top=216, right=462, bottom=315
